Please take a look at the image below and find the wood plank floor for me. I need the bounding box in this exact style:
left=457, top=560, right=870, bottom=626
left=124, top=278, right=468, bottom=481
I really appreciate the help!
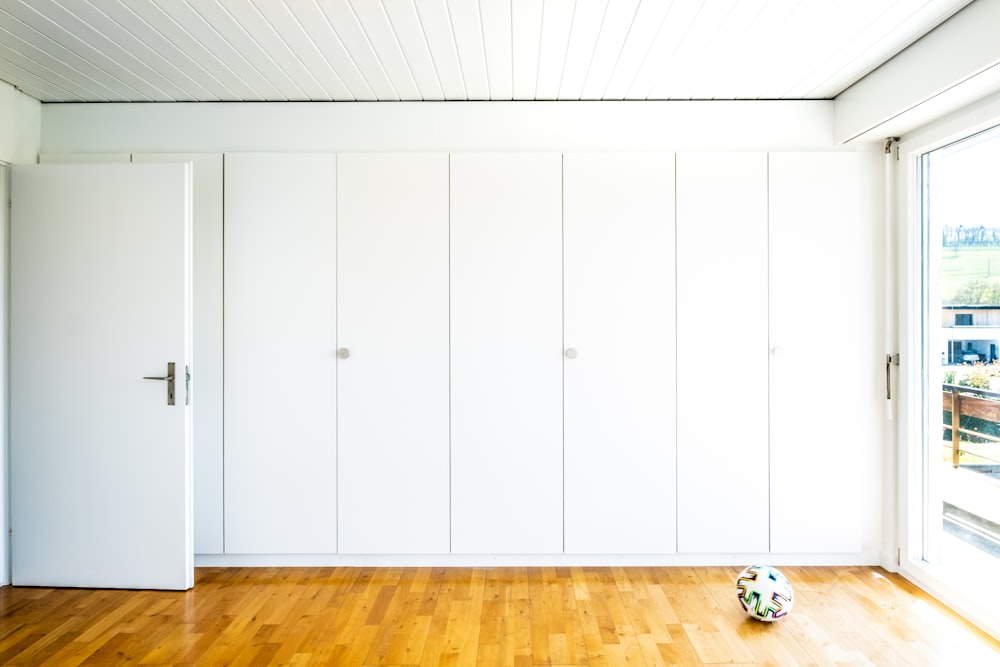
left=0, top=566, right=997, bottom=665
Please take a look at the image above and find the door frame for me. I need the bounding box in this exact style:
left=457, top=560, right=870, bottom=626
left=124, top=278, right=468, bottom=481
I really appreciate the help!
left=0, top=161, right=8, bottom=585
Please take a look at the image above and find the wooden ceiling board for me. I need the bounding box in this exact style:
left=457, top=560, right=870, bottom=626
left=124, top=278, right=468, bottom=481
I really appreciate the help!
left=220, top=0, right=335, bottom=100
left=510, top=0, right=543, bottom=100
left=622, top=0, right=713, bottom=100
left=480, top=0, right=513, bottom=100
left=445, top=0, right=489, bottom=100
left=348, top=0, right=424, bottom=100
left=600, top=0, right=676, bottom=100
left=43, top=0, right=202, bottom=100
left=2, top=0, right=167, bottom=100
left=247, top=0, right=351, bottom=101
left=0, top=46, right=86, bottom=101
left=577, top=0, right=640, bottom=100
left=106, top=0, right=258, bottom=101
left=675, top=0, right=797, bottom=100
left=412, top=0, right=467, bottom=99
left=534, top=0, right=575, bottom=100
left=382, top=0, right=445, bottom=100
left=0, top=0, right=977, bottom=103
left=143, top=0, right=279, bottom=101
left=282, top=1, right=375, bottom=101
left=645, top=0, right=756, bottom=100
left=556, top=0, right=608, bottom=100
left=0, top=19, right=123, bottom=101
left=0, top=7, right=151, bottom=102
left=186, top=0, right=305, bottom=100
left=81, top=0, right=226, bottom=101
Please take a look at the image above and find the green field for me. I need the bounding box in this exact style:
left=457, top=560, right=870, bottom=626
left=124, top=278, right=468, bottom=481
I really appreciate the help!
left=941, top=246, right=1000, bottom=303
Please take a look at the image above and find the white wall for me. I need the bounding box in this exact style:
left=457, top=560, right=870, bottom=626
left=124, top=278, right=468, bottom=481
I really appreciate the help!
left=0, top=82, right=40, bottom=164
left=41, top=100, right=841, bottom=154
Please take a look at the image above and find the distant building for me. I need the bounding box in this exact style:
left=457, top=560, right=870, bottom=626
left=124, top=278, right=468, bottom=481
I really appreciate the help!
left=943, top=305, right=1000, bottom=363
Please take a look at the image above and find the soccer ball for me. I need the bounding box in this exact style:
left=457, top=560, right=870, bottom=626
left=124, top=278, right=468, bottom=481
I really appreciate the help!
left=736, top=565, right=794, bottom=622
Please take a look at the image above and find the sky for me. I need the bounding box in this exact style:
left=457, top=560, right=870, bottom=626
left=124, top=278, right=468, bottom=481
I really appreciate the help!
left=932, top=125, right=1000, bottom=231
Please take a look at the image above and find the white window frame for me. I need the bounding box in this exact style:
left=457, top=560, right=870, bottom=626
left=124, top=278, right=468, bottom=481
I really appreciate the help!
left=895, top=91, right=1000, bottom=641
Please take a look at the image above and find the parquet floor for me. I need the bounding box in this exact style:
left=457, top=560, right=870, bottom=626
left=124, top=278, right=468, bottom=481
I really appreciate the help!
left=0, top=565, right=997, bottom=665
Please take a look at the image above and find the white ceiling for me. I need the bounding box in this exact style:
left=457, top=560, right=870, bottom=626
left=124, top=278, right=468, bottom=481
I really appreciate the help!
left=0, top=0, right=975, bottom=104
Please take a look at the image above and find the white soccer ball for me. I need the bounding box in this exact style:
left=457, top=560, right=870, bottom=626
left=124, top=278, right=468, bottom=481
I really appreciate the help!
left=736, top=565, right=794, bottom=622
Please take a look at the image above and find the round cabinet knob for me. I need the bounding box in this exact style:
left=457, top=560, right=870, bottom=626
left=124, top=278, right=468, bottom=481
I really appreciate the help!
left=565, top=348, right=578, bottom=360
left=770, top=346, right=780, bottom=357
left=337, top=348, right=350, bottom=360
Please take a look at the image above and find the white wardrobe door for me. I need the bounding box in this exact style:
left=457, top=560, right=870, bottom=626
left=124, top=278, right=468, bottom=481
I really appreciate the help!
left=769, top=152, right=877, bottom=553
left=336, top=153, right=450, bottom=554
left=224, top=153, right=338, bottom=554
left=676, top=152, right=770, bottom=553
left=134, top=153, right=225, bottom=556
left=563, top=153, right=677, bottom=554
left=450, top=153, right=563, bottom=554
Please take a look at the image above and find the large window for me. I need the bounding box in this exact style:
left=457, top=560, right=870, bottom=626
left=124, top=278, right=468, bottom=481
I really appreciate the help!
left=916, top=123, right=1000, bottom=630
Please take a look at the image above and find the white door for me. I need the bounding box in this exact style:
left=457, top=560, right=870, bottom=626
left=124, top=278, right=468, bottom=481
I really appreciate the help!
left=676, top=152, right=770, bottom=554
left=10, top=163, right=193, bottom=589
left=563, top=153, right=677, bottom=554
left=451, top=153, right=563, bottom=554
left=337, top=153, right=450, bottom=553
left=223, top=153, right=338, bottom=554
left=134, top=153, right=225, bottom=556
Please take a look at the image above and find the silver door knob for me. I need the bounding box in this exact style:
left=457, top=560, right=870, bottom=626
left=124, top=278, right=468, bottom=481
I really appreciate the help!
left=565, top=348, right=578, bottom=360
left=337, top=348, right=350, bottom=359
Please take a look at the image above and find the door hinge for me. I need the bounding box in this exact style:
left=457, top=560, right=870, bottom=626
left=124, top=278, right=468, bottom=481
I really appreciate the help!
left=897, top=547, right=901, bottom=566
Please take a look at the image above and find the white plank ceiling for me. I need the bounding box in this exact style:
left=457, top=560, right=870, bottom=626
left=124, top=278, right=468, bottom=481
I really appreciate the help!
left=0, top=0, right=975, bottom=103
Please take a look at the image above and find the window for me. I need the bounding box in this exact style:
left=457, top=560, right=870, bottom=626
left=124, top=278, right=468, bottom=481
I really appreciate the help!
left=912, top=122, right=1000, bottom=634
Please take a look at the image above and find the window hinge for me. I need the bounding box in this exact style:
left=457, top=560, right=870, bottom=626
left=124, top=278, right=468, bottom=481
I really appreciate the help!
left=884, top=137, right=900, bottom=159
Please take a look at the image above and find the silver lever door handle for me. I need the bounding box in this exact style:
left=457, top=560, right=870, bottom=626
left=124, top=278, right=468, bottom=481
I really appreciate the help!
left=143, top=362, right=176, bottom=406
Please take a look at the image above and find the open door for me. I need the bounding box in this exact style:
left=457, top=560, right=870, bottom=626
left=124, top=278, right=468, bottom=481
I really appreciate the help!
left=10, top=163, right=193, bottom=590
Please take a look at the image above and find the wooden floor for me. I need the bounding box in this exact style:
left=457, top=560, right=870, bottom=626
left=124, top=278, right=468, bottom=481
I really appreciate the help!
left=0, top=566, right=997, bottom=666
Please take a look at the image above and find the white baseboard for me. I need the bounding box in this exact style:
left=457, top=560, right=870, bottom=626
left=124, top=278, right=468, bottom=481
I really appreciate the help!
left=194, top=552, right=881, bottom=569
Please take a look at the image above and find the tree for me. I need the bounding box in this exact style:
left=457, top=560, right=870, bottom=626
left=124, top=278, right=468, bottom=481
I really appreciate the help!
left=953, top=278, right=991, bottom=304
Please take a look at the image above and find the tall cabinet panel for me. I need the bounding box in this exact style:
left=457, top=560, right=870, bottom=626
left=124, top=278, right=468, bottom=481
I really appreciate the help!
left=336, top=154, right=450, bottom=554
left=768, top=152, right=878, bottom=553
left=563, top=153, right=677, bottom=554
left=224, top=153, right=338, bottom=554
left=676, top=152, right=770, bottom=553
left=450, top=153, right=563, bottom=554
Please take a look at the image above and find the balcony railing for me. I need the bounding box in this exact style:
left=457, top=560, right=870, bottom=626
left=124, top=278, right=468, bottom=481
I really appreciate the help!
left=943, top=383, right=1000, bottom=467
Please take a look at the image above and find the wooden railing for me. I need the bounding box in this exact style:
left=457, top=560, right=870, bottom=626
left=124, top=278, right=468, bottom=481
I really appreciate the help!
left=942, top=384, right=1000, bottom=467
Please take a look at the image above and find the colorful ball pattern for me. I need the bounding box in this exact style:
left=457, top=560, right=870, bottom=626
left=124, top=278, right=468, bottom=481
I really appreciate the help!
left=736, top=565, right=794, bottom=622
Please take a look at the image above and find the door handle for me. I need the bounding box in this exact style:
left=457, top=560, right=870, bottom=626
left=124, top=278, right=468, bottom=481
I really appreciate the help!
left=143, top=362, right=176, bottom=406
